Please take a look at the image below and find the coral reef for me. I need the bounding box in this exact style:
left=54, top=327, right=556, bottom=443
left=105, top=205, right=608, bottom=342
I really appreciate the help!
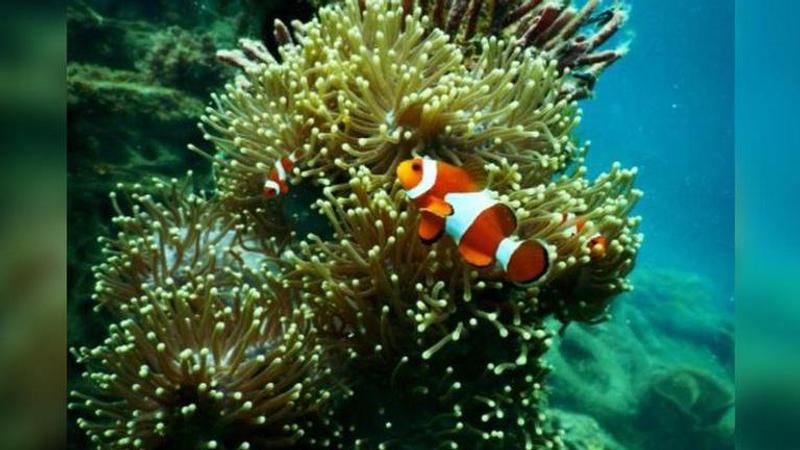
left=68, top=64, right=205, bottom=125
left=69, top=0, right=643, bottom=448
left=144, top=26, right=231, bottom=96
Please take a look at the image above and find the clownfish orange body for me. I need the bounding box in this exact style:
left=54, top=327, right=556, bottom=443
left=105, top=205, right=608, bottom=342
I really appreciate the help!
left=559, top=212, right=608, bottom=259
left=263, top=152, right=299, bottom=198
left=396, top=157, right=551, bottom=284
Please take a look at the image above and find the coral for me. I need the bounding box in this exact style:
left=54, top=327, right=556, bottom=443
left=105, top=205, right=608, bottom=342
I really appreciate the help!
left=415, top=0, right=629, bottom=98
left=68, top=63, right=205, bottom=125
left=144, top=26, right=232, bottom=96
left=288, top=168, right=482, bottom=357
left=337, top=323, right=559, bottom=449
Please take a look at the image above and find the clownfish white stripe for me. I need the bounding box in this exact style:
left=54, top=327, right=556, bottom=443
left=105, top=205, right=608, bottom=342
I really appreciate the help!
left=406, top=158, right=438, bottom=199
left=274, top=159, right=286, bottom=180
left=496, top=237, right=523, bottom=271
left=264, top=179, right=281, bottom=195
left=443, top=190, right=498, bottom=244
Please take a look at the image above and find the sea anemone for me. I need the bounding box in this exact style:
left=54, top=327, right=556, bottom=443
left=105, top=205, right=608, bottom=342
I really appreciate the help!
left=197, top=0, right=582, bottom=203
left=509, top=159, right=643, bottom=323
left=71, top=177, right=342, bottom=449
left=91, top=174, right=285, bottom=316
left=285, top=168, right=564, bottom=448
left=70, top=275, right=337, bottom=449
left=287, top=167, right=495, bottom=360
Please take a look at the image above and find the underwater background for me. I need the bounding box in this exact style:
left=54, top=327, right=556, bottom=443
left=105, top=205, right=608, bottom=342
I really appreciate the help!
left=67, top=0, right=734, bottom=449
left=543, top=1, right=734, bottom=448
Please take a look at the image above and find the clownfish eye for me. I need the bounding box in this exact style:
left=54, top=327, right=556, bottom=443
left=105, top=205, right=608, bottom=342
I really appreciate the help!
left=411, top=162, right=422, bottom=171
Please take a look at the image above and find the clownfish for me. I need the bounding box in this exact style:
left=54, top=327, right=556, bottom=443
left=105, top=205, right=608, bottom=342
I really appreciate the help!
left=396, top=157, right=551, bottom=284
left=262, top=152, right=299, bottom=198
left=559, top=212, right=607, bottom=259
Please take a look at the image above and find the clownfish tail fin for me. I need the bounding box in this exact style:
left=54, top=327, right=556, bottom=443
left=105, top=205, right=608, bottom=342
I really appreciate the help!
left=496, top=237, right=550, bottom=285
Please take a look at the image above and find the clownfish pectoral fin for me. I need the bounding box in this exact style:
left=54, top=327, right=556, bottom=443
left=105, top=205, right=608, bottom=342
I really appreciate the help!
left=461, top=154, right=489, bottom=190
left=458, top=240, right=495, bottom=268
left=505, top=239, right=550, bottom=285
left=263, top=179, right=281, bottom=198
left=419, top=196, right=454, bottom=218
left=418, top=210, right=446, bottom=244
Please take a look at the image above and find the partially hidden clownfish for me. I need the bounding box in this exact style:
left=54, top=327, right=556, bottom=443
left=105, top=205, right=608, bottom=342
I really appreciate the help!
left=396, top=156, right=551, bottom=284
left=558, top=212, right=607, bottom=259
left=262, top=152, right=300, bottom=198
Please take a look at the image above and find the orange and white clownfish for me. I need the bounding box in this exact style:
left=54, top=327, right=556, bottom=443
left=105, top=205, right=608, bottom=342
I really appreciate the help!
left=262, top=152, right=299, bottom=198
left=396, top=156, right=550, bottom=284
left=558, top=212, right=607, bottom=259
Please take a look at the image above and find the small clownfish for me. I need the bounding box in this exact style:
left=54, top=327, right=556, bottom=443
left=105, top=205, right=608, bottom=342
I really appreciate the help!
left=263, top=152, right=299, bottom=198
left=559, top=212, right=607, bottom=259
left=396, top=157, right=551, bottom=284
left=587, top=234, right=607, bottom=259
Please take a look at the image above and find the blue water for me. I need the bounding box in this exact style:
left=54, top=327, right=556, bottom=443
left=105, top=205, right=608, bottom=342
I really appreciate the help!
left=578, top=0, right=734, bottom=301
left=737, top=0, right=799, bottom=270
left=737, top=2, right=800, bottom=449
left=546, top=5, right=736, bottom=446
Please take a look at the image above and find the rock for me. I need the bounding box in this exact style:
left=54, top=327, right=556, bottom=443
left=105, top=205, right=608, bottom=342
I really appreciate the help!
left=552, top=410, right=627, bottom=450
left=636, top=368, right=734, bottom=450
left=546, top=268, right=734, bottom=450
left=68, top=63, right=204, bottom=124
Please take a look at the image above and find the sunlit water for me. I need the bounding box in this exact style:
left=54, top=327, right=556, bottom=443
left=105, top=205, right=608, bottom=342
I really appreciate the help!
left=580, top=0, right=733, bottom=299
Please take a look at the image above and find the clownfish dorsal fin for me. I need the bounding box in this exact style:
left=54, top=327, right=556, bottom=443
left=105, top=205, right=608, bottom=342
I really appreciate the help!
left=460, top=154, right=489, bottom=190
left=419, top=196, right=454, bottom=218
